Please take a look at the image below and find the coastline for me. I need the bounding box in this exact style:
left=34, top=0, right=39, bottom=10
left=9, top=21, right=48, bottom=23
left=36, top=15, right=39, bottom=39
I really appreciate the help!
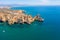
left=0, top=7, right=44, bottom=25
left=0, top=6, right=59, bottom=40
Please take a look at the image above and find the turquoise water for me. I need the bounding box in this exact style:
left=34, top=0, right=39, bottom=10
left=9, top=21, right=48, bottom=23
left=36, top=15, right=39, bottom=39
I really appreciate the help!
left=0, top=6, right=60, bottom=40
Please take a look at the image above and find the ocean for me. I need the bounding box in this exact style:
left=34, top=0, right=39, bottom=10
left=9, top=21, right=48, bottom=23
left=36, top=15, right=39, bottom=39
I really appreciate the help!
left=0, top=6, right=60, bottom=40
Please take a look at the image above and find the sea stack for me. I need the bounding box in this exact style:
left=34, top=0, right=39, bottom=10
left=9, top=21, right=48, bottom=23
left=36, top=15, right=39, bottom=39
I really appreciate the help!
left=0, top=8, right=44, bottom=25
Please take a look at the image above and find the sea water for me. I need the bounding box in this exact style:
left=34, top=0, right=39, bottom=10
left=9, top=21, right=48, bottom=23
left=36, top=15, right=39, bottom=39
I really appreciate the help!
left=0, top=6, right=60, bottom=40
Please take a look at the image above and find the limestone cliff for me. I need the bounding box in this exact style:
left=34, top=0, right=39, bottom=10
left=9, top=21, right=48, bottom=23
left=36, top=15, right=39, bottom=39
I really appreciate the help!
left=0, top=8, right=44, bottom=25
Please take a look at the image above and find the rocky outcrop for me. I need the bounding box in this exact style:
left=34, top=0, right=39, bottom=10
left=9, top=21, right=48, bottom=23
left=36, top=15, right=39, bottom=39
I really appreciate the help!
left=0, top=8, right=44, bottom=25
left=34, top=14, right=44, bottom=22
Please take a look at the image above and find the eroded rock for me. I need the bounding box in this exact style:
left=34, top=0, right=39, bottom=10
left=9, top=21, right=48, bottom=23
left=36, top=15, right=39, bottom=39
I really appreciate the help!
left=0, top=8, right=44, bottom=25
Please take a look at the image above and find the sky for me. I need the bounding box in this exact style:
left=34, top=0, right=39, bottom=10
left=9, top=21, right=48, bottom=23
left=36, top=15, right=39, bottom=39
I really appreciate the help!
left=0, top=0, right=60, bottom=5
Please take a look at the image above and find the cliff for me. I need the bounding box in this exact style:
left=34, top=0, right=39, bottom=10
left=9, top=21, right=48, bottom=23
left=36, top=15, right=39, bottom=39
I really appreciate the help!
left=0, top=8, right=44, bottom=25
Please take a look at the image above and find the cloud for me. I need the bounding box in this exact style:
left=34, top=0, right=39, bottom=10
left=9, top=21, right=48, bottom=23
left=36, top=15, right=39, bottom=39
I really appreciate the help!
left=20, top=0, right=60, bottom=5
left=0, top=0, right=60, bottom=5
left=38, top=0, right=60, bottom=5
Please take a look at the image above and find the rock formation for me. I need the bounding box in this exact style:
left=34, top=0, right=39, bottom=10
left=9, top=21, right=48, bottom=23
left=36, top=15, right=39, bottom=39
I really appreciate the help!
left=0, top=8, right=44, bottom=25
